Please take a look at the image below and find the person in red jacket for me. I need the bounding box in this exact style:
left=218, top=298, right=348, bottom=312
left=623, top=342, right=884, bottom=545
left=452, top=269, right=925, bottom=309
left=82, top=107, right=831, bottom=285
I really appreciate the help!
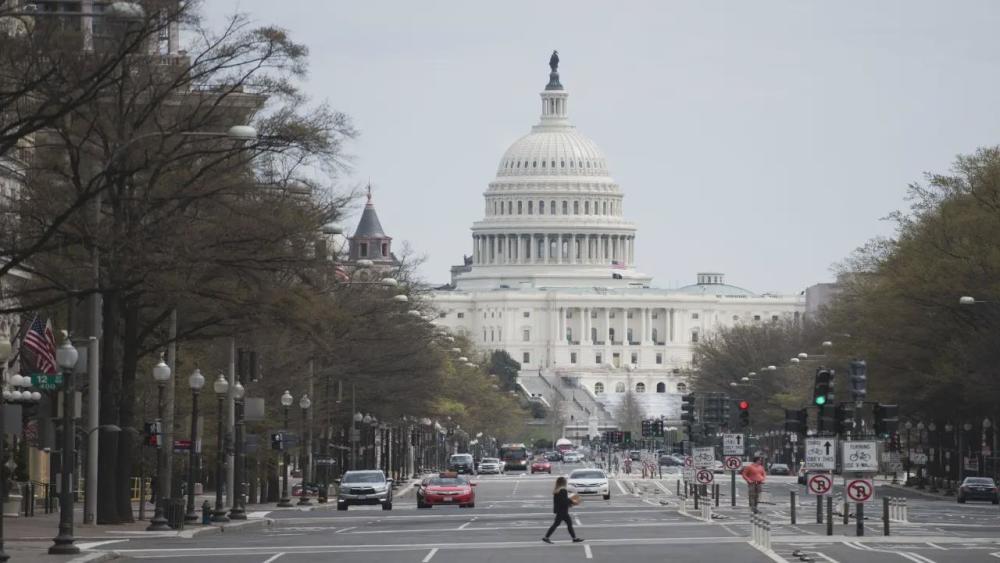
left=740, top=457, right=767, bottom=513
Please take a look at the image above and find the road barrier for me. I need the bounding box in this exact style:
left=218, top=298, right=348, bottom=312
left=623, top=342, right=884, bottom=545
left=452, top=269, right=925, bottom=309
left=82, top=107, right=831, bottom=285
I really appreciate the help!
left=750, top=514, right=771, bottom=551
left=789, top=491, right=796, bottom=524
left=887, top=497, right=908, bottom=522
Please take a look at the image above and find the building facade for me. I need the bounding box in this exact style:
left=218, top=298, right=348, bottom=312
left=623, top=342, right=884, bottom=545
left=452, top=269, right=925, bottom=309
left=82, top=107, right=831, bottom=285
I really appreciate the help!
left=429, top=57, right=805, bottom=428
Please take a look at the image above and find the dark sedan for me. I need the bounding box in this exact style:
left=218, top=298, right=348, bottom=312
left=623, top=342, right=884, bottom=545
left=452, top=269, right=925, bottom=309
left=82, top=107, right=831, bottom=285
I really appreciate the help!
left=769, top=463, right=790, bottom=476
left=958, top=477, right=999, bottom=504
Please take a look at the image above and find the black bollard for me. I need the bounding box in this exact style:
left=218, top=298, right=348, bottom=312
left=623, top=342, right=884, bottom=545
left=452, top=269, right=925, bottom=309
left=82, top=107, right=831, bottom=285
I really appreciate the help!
left=826, top=496, right=833, bottom=536
left=694, top=488, right=699, bottom=510
left=714, top=484, right=719, bottom=507
left=843, top=499, right=849, bottom=525
left=816, top=494, right=823, bottom=524
left=731, top=471, right=737, bottom=507
left=790, top=491, right=796, bottom=525
left=856, top=502, right=864, bottom=537
left=882, top=497, right=889, bottom=536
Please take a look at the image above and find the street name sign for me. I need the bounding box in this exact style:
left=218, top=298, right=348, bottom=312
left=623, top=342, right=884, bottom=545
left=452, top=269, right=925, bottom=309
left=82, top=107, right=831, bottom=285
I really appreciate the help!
left=804, top=438, right=837, bottom=470
left=845, top=478, right=875, bottom=503
left=724, top=456, right=742, bottom=470
left=722, top=433, right=745, bottom=456
left=807, top=473, right=833, bottom=495
left=29, top=373, right=63, bottom=391
left=696, top=469, right=714, bottom=484
left=842, top=440, right=879, bottom=472
left=692, top=447, right=715, bottom=468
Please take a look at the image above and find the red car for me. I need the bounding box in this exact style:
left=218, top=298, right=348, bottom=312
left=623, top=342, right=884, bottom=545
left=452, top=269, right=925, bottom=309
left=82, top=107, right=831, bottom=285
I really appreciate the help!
left=531, top=459, right=552, bottom=474
left=417, top=473, right=476, bottom=508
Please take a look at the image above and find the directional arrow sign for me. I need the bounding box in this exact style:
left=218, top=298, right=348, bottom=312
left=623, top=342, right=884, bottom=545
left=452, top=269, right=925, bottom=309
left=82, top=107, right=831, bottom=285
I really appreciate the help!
left=804, top=438, right=837, bottom=470
left=722, top=434, right=745, bottom=456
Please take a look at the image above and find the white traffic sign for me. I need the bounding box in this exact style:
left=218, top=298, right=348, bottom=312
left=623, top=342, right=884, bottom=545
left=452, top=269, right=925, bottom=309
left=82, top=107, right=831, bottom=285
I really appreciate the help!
left=692, top=447, right=715, bottom=468
left=683, top=467, right=695, bottom=482
left=683, top=455, right=693, bottom=467
left=804, top=438, right=837, bottom=470
left=722, top=433, right=745, bottom=456
left=807, top=473, right=833, bottom=495
left=696, top=469, right=715, bottom=484
left=842, top=440, right=879, bottom=472
left=845, top=478, right=875, bottom=503
left=724, top=456, right=742, bottom=471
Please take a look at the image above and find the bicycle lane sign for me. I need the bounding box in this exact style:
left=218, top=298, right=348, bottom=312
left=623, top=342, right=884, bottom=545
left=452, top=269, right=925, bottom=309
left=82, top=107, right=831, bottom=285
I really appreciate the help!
left=842, top=440, right=878, bottom=472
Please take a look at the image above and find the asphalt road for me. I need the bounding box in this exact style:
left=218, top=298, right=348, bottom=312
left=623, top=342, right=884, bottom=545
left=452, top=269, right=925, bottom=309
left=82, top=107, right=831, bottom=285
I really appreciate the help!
left=83, top=462, right=1000, bottom=563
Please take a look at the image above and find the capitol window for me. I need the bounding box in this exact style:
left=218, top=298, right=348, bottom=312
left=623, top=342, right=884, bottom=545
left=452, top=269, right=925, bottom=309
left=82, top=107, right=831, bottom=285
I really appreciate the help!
left=532, top=161, right=537, bottom=168
left=594, top=382, right=604, bottom=394
left=516, top=161, right=521, bottom=168
left=551, top=161, right=555, bottom=168
left=570, top=352, right=577, bottom=364
left=523, top=329, right=530, bottom=342
left=528, top=201, right=533, bottom=214
left=615, top=382, right=625, bottom=393
left=677, top=383, right=688, bottom=393
left=539, top=200, right=545, bottom=214
left=603, top=201, right=608, bottom=215
left=518, top=201, right=523, bottom=214
left=523, top=311, right=530, bottom=318
left=691, top=331, right=699, bottom=343
left=772, top=315, right=779, bottom=321
left=561, top=160, right=565, bottom=168
left=656, top=382, right=666, bottom=393
left=574, top=201, right=579, bottom=214
left=585, top=201, right=590, bottom=214
left=550, top=200, right=555, bottom=213
left=507, top=201, right=512, bottom=214
left=562, top=201, right=568, bottom=214
left=753, top=315, right=761, bottom=321
left=596, top=353, right=603, bottom=364
left=542, top=160, right=546, bottom=167
left=691, top=313, right=699, bottom=320
left=631, top=352, right=637, bottom=364
left=656, top=353, right=663, bottom=365
left=523, top=352, right=530, bottom=364
left=457, top=313, right=464, bottom=319
left=635, top=382, right=645, bottom=393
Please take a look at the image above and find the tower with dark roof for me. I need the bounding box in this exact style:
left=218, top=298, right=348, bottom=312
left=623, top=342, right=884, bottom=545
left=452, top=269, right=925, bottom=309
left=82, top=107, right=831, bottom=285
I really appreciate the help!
left=348, top=186, right=397, bottom=271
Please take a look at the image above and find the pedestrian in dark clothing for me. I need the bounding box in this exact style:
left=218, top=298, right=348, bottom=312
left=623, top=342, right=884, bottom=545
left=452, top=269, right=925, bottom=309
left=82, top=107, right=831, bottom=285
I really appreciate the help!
left=543, top=476, right=584, bottom=543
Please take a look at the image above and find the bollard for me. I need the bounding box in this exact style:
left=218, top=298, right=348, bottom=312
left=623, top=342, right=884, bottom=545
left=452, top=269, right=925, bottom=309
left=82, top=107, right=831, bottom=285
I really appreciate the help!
left=856, top=502, right=864, bottom=537
left=731, top=470, right=737, bottom=507
left=843, top=499, right=849, bottom=525
left=764, top=520, right=771, bottom=551
left=694, top=488, right=700, bottom=510
left=902, top=498, right=908, bottom=522
left=676, top=479, right=681, bottom=496
left=751, top=514, right=759, bottom=545
left=826, top=496, right=833, bottom=536
left=714, top=484, right=720, bottom=507
left=790, top=491, right=796, bottom=524
left=816, top=493, right=823, bottom=524
left=883, top=497, right=890, bottom=536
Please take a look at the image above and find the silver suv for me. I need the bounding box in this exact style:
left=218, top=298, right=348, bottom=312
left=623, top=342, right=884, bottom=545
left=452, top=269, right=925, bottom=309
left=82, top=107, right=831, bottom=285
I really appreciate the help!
left=336, top=470, right=393, bottom=511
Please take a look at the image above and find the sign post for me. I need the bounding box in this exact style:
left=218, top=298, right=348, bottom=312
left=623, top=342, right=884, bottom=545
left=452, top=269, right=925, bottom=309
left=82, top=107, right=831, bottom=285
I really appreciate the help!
left=805, top=438, right=837, bottom=524
left=724, top=456, right=741, bottom=507
left=846, top=477, right=875, bottom=537
left=722, top=434, right=745, bottom=456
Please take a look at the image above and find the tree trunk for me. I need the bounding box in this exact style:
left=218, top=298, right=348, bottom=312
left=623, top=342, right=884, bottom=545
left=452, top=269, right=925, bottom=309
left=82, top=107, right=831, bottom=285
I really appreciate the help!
left=97, top=289, right=122, bottom=524
left=115, top=296, right=140, bottom=523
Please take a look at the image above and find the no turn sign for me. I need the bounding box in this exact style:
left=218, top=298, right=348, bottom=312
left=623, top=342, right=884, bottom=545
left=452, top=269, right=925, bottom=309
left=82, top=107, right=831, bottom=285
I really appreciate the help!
left=696, top=469, right=715, bottom=485
left=845, top=478, right=875, bottom=503
left=724, top=456, right=742, bottom=471
left=807, top=473, right=833, bottom=496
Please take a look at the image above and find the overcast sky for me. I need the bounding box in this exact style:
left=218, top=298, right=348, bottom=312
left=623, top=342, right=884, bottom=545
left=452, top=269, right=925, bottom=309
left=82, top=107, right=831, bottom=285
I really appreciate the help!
left=203, top=1, right=1000, bottom=293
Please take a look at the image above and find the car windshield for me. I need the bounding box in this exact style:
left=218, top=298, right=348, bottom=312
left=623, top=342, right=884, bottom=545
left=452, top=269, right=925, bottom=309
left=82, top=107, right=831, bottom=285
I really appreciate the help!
left=482, top=458, right=499, bottom=463
left=964, top=478, right=995, bottom=485
left=771, top=464, right=788, bottom=469
left=570, top=470, right=606, bottom=479
left=428, top=477, right=467, bottom=486
left=342, top=472, right=385, bottom=484
left=450, top=455, right=472, bottom=462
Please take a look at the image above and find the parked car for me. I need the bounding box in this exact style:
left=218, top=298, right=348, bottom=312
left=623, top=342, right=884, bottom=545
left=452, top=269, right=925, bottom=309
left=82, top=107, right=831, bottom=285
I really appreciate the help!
left=545, top=451, right=562, bottom=462
left=478, top=457, right=503, bottom=474
left=336, top=470, right=393, bottom=511
left=417, top=473, right=476, bottom=508
left=658, top=455, right=681, bottom=467
left=769, top=463, right=791, bottom=476
left=562, top=451, right=583, bottom=463
left=448, top=453, right=476, bottom=475
left=291, top=482, right=319, bottom=497
left=629, top=450, right=642, bottom=462
left=958, top=477, right=999, bottom=504
left=531, top=458, right=552, bottom=474
left=567, top=468, right=610, bottom=500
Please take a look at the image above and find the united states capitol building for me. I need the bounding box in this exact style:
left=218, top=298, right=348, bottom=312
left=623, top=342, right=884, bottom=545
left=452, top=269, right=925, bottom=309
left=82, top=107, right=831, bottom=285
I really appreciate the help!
left=428, top=54, right=806, bottom=436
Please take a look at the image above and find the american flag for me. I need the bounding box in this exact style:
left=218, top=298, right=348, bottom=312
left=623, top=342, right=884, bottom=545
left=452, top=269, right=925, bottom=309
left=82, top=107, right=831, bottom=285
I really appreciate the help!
left=23, top=316, right=57, bottom=374
left=610, top=260, right=626, bottom=270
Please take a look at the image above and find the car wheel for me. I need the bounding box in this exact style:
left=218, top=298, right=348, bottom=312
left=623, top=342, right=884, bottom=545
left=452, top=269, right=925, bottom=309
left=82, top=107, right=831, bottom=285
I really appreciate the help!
left=467, top=502, right=475, bottom=508
left=603, top=494, right=611, bottom=500
left=417, top=499, right=429, bottom=509
left=957, top=496, right=966, bottom=503
left=382, top=502, right=392, bottom=511
left=993, top=498, right=999, bottom=505
left=337, top=502, right=348, bottom=511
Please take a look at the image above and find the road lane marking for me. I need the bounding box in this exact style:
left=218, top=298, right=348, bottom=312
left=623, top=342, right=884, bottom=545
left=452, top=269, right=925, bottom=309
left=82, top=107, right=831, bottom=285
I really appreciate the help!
left=815, top=554, right=840, bottom=563
left=261, top=554, right=284, bottom=563
left=335, top=526, right=355, bottom=533
left=76, top=540, right=129, bottom=550
left=613, top=480, right=628, bottom=495
left=584, top=544, right=592, bottom=559
left=422, top=548, right=438, bottom=562
left=458, top=517, right=477, bottom=530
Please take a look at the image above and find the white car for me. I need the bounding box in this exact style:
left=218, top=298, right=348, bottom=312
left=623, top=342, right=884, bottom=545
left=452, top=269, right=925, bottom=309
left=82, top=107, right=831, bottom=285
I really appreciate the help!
left=562, top=451, right=582, bottom=463
left=567, top=468, right=610, bottom=500
left=478, top=458, right=503, bottom=474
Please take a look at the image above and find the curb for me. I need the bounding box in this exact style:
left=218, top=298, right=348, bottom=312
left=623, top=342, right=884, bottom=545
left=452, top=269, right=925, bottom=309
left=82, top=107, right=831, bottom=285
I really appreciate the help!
left=882, top=483, right=954, bottom=501
left=185, top=517, right=274, bottom=537
left=69, top=551, right=122, bottom=563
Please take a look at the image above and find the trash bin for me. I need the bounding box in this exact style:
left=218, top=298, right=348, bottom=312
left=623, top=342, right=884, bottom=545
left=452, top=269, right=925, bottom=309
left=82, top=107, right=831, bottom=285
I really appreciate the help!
left=167, top=498, right=185, bottom=531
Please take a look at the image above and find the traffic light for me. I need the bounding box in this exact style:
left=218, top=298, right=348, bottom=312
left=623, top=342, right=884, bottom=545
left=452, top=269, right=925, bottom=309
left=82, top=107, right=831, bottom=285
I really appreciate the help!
left=144, top=421, right=161, bottom=447
left=874, top=403, right=899, bottom=436
left=654, top=419, right=665, bottom=437
left=641, top=419, right=652, bottom=437
left=848, top=360, right=867, bottom=401
left=738, top=400, right=750, bottom=428
left=721, top=399, right=731, bottom=428
left=834, top=402, right=854, bottom=435
left=681, top=394, right=696, bottom=423
left=271, top=432, right=284, bottom=451
left=623, top=431, right=632, bottom=444
left=813, top=368, right=835, bottom=406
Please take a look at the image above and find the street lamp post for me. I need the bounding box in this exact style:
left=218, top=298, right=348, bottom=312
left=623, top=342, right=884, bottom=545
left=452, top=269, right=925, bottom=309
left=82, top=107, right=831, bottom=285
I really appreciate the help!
left=49, top=334, right=80, bottom=555
left=297, top=394, right=312, bottom=506
left=352, top=412, right=362, bottom=470
left=944, top=422, right=955, bottom=493
left=915, top=422, right=926, bottom=490
left=211, top=374, right=230, bottom=522
left=228, top=382, right=246, bottom=520
left=278, top=390, right=293, bottom=507
left=960, top=422, right=973, bottom=481
left=0, top=338, right=13, bottom=562
left=184, top=369, right=204, bottom=522
left=147, top=355, right=172, bottom=531
left=904, top=421, right=913, bottom=483
left=927, top=423, right=939, bottom=492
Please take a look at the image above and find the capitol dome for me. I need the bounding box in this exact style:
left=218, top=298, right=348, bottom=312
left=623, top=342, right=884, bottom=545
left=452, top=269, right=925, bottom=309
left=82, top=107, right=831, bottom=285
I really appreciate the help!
left=496, top=130, right=610, bottom=178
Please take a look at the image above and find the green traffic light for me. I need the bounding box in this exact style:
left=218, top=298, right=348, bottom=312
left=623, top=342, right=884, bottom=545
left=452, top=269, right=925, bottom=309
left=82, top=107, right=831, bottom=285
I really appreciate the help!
left=815, top=396, right=827, bottom=406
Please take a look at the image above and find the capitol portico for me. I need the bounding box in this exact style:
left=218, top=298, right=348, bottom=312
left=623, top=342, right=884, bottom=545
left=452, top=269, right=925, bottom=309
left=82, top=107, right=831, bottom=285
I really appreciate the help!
left=429, top=53, right=805, bottom=431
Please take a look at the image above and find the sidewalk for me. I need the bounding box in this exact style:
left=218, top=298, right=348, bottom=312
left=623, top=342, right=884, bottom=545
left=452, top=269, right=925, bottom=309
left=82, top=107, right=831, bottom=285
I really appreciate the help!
left=3, top=496, right=328, bottom=563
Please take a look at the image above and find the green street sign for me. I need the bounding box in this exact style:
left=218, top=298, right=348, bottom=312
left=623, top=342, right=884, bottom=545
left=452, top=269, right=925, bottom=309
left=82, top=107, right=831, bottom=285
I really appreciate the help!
left=29, top=373, right=63, bottom=391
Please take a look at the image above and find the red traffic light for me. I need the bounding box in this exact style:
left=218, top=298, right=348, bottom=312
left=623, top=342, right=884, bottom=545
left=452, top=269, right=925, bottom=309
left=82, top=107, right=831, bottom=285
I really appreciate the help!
left=738, top=400, right=750, bottom=410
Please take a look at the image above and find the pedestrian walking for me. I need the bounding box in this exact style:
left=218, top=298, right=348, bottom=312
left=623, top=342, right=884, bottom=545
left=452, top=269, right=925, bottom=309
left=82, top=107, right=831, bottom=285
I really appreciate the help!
left=542, top=476, right=584, bottom=544
left=740, top=456, right=767, bottom=513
